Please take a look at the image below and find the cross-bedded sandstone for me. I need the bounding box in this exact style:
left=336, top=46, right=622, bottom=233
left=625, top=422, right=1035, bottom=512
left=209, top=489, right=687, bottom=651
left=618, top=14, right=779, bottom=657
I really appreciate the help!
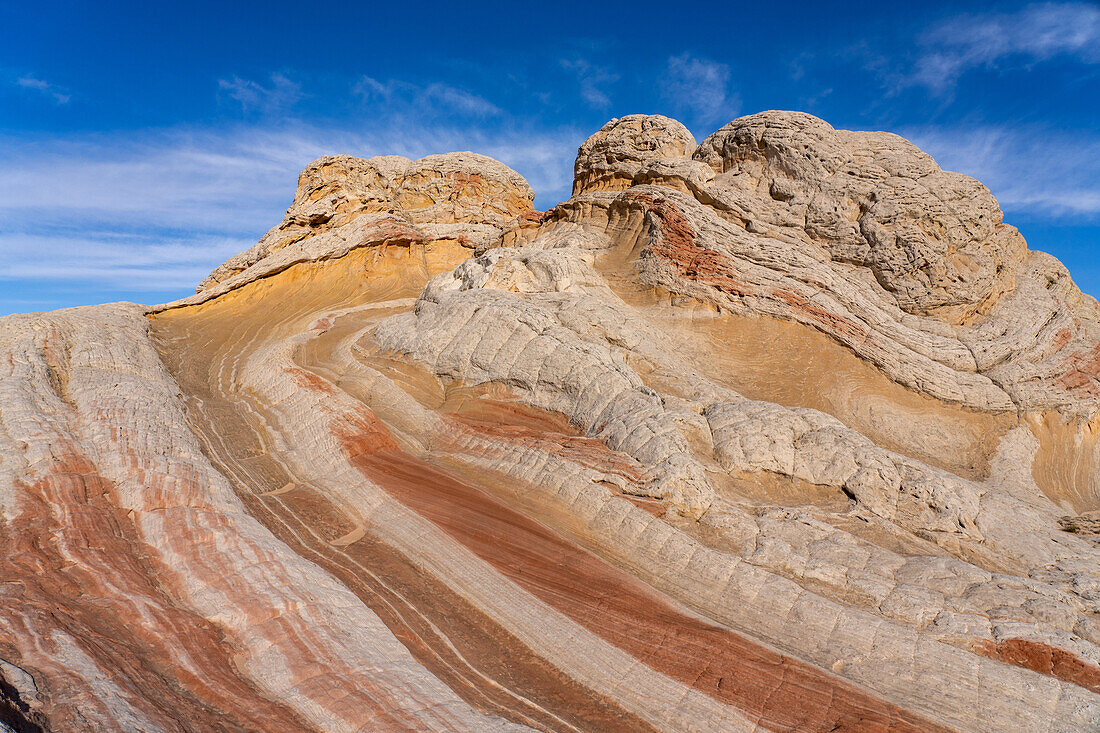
left=2, top=111, right=1099, bottom=732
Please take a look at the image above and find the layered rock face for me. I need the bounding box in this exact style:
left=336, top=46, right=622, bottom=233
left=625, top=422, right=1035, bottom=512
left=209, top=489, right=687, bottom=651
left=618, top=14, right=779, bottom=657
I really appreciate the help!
left=2, top=111, right=1100, bottom=732
left=199, top=151, right=536, bottom=289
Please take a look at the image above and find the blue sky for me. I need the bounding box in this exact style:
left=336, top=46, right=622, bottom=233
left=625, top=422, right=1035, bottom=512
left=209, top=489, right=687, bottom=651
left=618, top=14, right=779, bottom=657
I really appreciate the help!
left=1, top=1, right=1098, bottom=314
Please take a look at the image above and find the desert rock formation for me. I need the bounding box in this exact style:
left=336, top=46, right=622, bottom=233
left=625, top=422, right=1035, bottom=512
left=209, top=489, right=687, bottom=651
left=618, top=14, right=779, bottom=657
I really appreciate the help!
left=2, top=110, right=1100, bottom=732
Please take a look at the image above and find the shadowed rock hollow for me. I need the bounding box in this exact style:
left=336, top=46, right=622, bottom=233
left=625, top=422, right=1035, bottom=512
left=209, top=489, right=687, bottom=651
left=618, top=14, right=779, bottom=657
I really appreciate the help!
left=2, top=110, right=1100, bottom=732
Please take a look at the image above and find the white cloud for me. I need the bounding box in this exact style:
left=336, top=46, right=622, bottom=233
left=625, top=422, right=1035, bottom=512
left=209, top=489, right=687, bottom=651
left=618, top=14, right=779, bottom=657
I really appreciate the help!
left=16, top=75, right=70, bottom=104
left=0, top=232, right=252, bottom=291
left=218, top=73, right=302, bottom=113
left=910, top=2, right=1100, bottom=92
left=903, top=124, right=1100, bottom=218
left=354, top=77, right=501, bottom=117
left=0, top=118, right=580, bottom=303
left=422, top=83, right=501, bottom=116
left=659, top=53, right=739, bottom=129
left=560, top=59, right=619, bottom=109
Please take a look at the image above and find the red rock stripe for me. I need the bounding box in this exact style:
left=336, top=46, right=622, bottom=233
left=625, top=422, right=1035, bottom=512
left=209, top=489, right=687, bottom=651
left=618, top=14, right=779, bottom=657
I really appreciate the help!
left=0, top=446, right=315, bottom=732
left=345, top=442, right=952, bottom=733
left=975, top=638, right=1100, bottom=694
left=232, top=475, right=658, bottom=732
left=157, top=336, right=656, bottom=731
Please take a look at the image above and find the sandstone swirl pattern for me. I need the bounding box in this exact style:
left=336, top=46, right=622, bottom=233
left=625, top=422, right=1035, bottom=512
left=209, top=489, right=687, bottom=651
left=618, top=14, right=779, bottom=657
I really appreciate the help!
left=2, top=113, right=1100, bottom=732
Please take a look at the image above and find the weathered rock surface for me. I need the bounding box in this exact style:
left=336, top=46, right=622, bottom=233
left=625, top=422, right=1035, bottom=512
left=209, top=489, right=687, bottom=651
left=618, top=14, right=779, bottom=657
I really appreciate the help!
left=3, top=111, right=1100, bottom=732
left=199, top=152, right=536, bottom=290
left=693, top=112, right=1027, bottom=321
left=572, top=114, right=698, bottom=195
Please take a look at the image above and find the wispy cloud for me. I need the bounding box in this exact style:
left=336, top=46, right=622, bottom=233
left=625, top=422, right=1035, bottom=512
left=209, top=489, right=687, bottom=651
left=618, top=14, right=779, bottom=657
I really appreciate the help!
left=354, top=77, right=501, bottom=117
left=659, top=53, right=739, bottom=129
left=218, top=73, right=303, bottom=113
left=0, top=117, right=580, bottom=307
left=0, top=232, right=252, bottom=291
left=15, top=75, right=70, bottom=104
left=908, top=2, right=1100, bottom=92
left=903, top=124, right=1100, bottom=219
left=560, top=59, right=619, bottom=109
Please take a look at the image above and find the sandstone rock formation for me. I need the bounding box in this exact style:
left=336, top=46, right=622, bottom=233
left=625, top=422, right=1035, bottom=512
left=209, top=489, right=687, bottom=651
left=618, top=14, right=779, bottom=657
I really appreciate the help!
left=199, top=151, right=536, bottom=289
left=2, top=110, right=1100, bottom=732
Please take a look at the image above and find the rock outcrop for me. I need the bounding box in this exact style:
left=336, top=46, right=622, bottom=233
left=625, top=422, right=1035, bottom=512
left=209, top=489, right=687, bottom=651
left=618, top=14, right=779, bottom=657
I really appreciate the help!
left=199, top=152, right=536, bottom=289
left=2, top=111, right=1099, bottom=732
left=694, top=112, right=1027, bottom=322
left=572, top=114, right=698, bottom=195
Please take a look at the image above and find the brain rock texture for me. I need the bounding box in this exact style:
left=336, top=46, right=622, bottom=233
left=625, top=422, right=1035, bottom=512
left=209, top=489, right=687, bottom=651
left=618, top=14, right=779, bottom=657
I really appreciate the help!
left=2, top=111, right=1100, bottom=732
